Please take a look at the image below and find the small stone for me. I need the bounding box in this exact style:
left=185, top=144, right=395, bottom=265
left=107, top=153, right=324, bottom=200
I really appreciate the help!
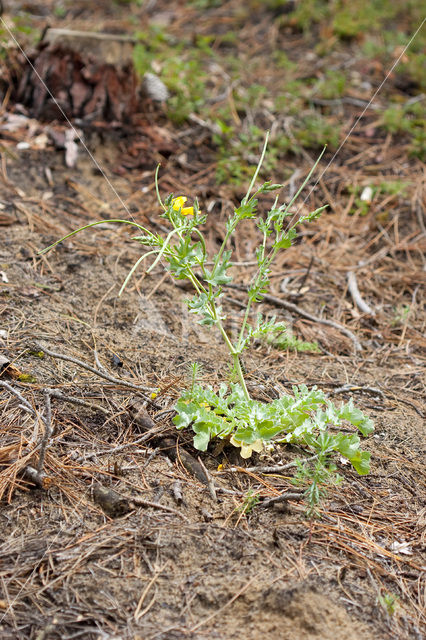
left=141, top=72, right=169, bottom=102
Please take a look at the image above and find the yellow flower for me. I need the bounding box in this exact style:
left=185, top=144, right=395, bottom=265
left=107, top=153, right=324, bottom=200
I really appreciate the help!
left=150, top=392, right=157, bottom=399
left=172, top=196, right=187, bottom=209
left=172, top=196, right=195, bottom=216
left=230, top=435, right=264, bottom=459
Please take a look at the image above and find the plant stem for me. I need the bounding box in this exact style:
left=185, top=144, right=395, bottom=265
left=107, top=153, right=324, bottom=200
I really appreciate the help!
left=154, top=164, right=166, bottom=211
left=211, top=304, right=251, bottom=401
left=39, top=219, right=150, bottom=256
left=212, top=225, right=233, bottom=275
left=212, top=134, right=270, bottom=275
left=146, top=227, right=185, bottom=274
left=232, top=353, right=250, bottom=400
left=237, top=302, right=253, bottom=352
left=243, top=131, right=269, bottom=204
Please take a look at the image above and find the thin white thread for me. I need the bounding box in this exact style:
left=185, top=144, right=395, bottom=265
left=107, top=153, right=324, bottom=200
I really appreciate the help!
left=0, top=16, right=135, bottom=221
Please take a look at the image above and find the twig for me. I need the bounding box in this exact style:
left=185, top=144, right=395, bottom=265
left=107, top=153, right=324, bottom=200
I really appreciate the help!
left=0, top=379, right=49, bottom=447
left=93, top=349, right=108, bottom=374
left=263, top=292, right=362, bottom=352
left=171, top=480, right=183, bottom=504
left=0, top=381, right=56, bottom=484
left=197, top=456, right=217, bottom=501
left=37, top=390, right=53, bottom=473
left=310, top=96, right=380, bottom=110
left=222, top=454, right=318, bottom=475
left=226, top=284, right=362, bottom=352
left=327, top=384, right=384, bottom=397
left=188, top=112, right=222, bottom=135
left=92, top=484, right=133, bottom=517
left=43, top=28, right=136, bottom=43
left=34, top=342, right=157, bottom=402
left=21, top=465, right=49, bottom=489
left=47, top=388, right=110, bottom=415
left=92, top=483, right=188, bottom=520
left=346, top=271, right=375, bottom=316
left=393, top=395, right=424, bottom=418
left=129, top=495, right=189, bottom=521
left=76, top=430, right=160, bottom=463
left=154, top=408, right=175, bottom=420
left=0, top=380, right=34, bottom=413
left=259, top=491, right=304, bottom=508
left=141, top=448, right=160, bottom=470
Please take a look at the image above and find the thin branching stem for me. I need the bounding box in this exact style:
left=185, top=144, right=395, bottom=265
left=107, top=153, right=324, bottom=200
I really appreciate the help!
left=38, top=219, right=150, bottom=255
left=243, top=131, right=269, bottom=204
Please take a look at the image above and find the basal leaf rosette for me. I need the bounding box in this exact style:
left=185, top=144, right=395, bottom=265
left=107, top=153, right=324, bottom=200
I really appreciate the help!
left=174, top=383, right=373, bottom=474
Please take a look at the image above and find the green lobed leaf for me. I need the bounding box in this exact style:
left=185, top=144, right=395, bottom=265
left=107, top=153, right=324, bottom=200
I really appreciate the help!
left=334, top=432, right=361, bottom=458
left=166, top=237, right=203, bottom=279
left=258, top=182, right=284, bottom=193
left=338, top=399, right=375, bottom=435
left=186, top=293, right=217, bottom=326
left=274, top=228, right=297, bottom=249
left=234, top=201, right=258, bottom=220
left=133, top=233, right=163, bottom=247
left=174, top=383, right=372, bottom=473
left=348, top=450, right=371, bottom=475
left=193, top=426, right=211, bottom=451
left=204, top=249, right=233, bottom=286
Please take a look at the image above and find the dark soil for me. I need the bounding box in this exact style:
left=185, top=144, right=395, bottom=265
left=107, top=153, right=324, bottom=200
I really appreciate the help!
left=1, top=2, right=425, bottom=639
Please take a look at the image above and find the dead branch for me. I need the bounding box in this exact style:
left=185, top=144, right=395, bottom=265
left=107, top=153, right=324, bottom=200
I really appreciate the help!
left=263, top=292, right=363, bottom=352
left=221, top=454, right=319, bottom=475
left=0, top=382, right=57, bottom=493
left=92, top=483, right=133, bottom=517
left=128, top=400, right=211, bottom=487
left=225, top=284, right=363, bottom=352
left=92, top=482, right=189, bottom=520
left=326, top=384, right=384, bottom=397
left=259, top=491, right=304, bottom=508
left=34, top=342, right=156, bottom=402
left=129, top=495, right=189, bottom=521
left=0, top=379, right=34, bottom=413
left=47, top=388, right=110, bottom=416
left=347, top=271, right=376, bottom=316
left=171, top=480, right=183, bottom=504
left=21, top=465, right=50, bottom=489
left=197, top=456, right=217, bottom=501
left=37, top=390, right=53, bottom=473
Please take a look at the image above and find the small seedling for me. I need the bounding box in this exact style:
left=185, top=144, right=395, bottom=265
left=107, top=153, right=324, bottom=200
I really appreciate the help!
left=266, top=328, right=319, bottom=353
left=40, top=133, right=374, bottom=512
left=292, top=456, right=343, bottom=517
left=238, top=489, right=260, bottom=515
left=378, top=591, right=399, bottom=617
left=391, top=304, right=411, bottom=327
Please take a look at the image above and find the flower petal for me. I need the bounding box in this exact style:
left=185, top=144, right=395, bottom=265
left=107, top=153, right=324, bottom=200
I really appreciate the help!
left=172, top=196, right=187, bottom=210
left=230, top=436, right=264, bottom=459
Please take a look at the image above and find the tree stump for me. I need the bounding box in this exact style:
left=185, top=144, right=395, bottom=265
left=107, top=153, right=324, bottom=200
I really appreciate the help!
left=13, top=29, right=143, bottom=123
